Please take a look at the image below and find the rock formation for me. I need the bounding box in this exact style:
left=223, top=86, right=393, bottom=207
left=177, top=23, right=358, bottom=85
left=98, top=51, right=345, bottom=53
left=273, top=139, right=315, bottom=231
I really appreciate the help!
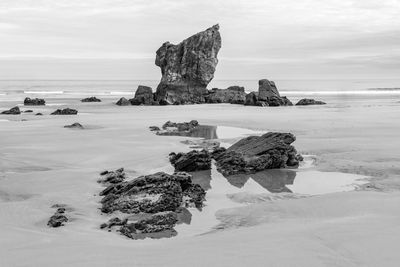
left=81, top=96, right=101, bottom=102
left=116, top=97, right=131, bottom=106
left=24, top=97, right=45, bottom=106
left=212, top=132, right=302, bottom=176
left=1, top=106, right=21, bottom=115
left=64, top=122, right=84, bottom=129
left=245, top=79, right=293, bottom=106
left=296, top=98, right=326, bottom=106
left=154, top=24, right=222, bottom=105
left=131, top=86, right=155, bottom=105
left=205, top=86, right=246, bottom=104
left=51, top=108, right=78, bottom=115
left=169, top=150, right=212, bottom=172
left=47, top=204, right=69, bottom=227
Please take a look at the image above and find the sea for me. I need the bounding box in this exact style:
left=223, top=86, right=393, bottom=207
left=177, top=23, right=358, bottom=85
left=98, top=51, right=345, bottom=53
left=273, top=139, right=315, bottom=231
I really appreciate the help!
left=1, top=79, right=400, bottom=102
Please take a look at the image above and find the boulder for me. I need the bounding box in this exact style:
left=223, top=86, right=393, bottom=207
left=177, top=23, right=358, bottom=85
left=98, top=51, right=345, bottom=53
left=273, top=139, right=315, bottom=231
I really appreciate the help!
left=296, top=98, right=326, bottom=106
left=205, top=86, right=246, bottom=104
left=81, top=96, right=101, bottom=102
left=212, top=132, right=302, bottom=176
left=258, top=79, right=280, bottom=100
left=24, top=97, right=45, bottom=106
left=244, top=80, right=293, bottom=107
left=154, top=24, right=222, bottom=105
left=169, top=150, right=212, bottom=172
left=1, top=106, right=21, bottom=115
left=131, top=86, right=155, bottom=105
left=51, top=108, right=78, bottom=115
left=244, top=92, right=259, bottom=106
left=116, top=97, right=131, bottom=106
left=64, top=122, right=84, bottom=129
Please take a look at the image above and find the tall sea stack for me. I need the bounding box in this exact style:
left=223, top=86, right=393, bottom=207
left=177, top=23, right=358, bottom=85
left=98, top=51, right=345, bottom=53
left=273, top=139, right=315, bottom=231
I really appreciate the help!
left=154, top=24, right=222, bottom=105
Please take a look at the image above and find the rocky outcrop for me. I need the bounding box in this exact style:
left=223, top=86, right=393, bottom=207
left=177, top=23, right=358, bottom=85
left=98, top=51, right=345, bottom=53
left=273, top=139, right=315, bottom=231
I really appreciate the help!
left=154, top=24, right=222, bottom=105
left=51, top=108, right=78, bottom=115
left=131, top=86, right=155, bottom=105
left=245, top=80, right=293, bottom=107
left=1, top=106, right=21, bottom=115
left=24, top=97, right=45, bottom=106
left=205, top=86, right=246, bottom=104
left=169, top=150, right=212, bottom=172
left=98, top=168, right=126, bottom=184
left=64, top=122, right=84, bottom=129
left=47, top=204, right=69, bottom=227
left=212, top=132, right=302, bottom=176
left=116, top=97, right=131, bottom=106
left=296, top=98, right=326, bottom=106
left=81, top=96, right=101, bottom=102
left=99, top=171, right=205, bottom=239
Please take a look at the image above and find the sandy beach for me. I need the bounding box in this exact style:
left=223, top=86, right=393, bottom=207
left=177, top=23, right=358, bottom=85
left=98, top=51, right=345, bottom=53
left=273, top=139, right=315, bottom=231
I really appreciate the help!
left=1, top=93, right=399, bottom=266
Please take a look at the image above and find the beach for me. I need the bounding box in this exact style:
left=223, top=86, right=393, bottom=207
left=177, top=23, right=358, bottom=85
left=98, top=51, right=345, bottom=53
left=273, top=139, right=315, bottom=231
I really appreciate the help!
left=1, top=88, right=400, bottom=266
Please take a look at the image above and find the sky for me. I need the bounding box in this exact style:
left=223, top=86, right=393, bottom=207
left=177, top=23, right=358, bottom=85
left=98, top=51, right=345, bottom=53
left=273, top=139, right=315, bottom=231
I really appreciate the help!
left=0, top=0, right=399, bottom=80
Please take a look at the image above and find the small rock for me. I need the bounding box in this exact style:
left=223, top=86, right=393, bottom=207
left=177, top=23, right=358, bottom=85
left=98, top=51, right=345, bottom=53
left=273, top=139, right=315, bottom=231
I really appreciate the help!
left=116, top=97, right=131, bottom=106
left=295, top=98, right=326, bottom=105
left=64, top=122, right=84, bottom=129
left=24, top=110, right=33, bottom=113
left=24, top=97, right=45, bottom=106
left=149, top=126, right=160, bottom=131
left=98, top=168, right=126, bottom=184
left=81, top=96, right=101, bottom=102
left=35, top=113, right=43, bottom=116
left=51, top=108, right=78, bottom=115
left=169, top=150, right=212, bottom=172
left=1, top=106, right=21, bottom=115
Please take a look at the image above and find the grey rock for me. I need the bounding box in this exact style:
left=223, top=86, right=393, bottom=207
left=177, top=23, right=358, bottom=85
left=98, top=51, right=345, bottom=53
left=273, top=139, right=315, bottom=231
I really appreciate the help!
left=205, top=86, right=246, bottom=104
left=24, top=97, right=45, bottom=106
left=296, top=98, right=326, bottom=105
left=169, top=150, right=212, bottom=172
left=81, top=96, right=101, bottom=102
left=130, top=86, right=155, bottom=105
left=51, top=108, right=78, bottom=115
left=116, top=97, right=131, bottom=106
left=1, top=106, right=21, bottom=115
left=64, top=122, right=84, bottom=129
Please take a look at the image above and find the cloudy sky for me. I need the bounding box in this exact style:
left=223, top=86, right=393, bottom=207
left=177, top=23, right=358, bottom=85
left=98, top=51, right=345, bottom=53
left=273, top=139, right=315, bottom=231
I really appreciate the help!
left=0, top=0, right=399, bottom=80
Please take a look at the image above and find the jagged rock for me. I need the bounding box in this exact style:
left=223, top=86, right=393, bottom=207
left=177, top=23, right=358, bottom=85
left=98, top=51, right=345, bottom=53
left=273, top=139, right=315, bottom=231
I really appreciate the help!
left=81, top=96, right=101, bottom=102
left=1, top=106, right=21, bottom=115
left=116, top=97, right=131, bottom=106
left=149, top=126, right=160, bottom=131
left=205, top=86, right=246, bottom=104
left=154, top=24, right=222, bottom=105
left=24, top=110, right=33, bottom=113
left=98, top=168, right=126, bottom=184
left=47, top=204, right=69, bottom=227
left=64, top=122, right=84, bottom=129
left=51, top=108, right=78, bottom=115
left=130, top=86, right=155, bottom=105
left=24, top=97, right=45, bottom=106
left=296, top=98, right=326, bottom=106
left=169, top=150, right=212, bottom=172
left=100, top=171, right=205, bottom=214
left=212, top=132, right=302, bottom=176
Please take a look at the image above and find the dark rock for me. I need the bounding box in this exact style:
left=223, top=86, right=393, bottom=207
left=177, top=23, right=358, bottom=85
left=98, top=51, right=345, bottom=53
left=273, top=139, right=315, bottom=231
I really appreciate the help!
left=212, top=132, right=302, bottom=176
left=296, top=98, right=326, bottom=106
left=51, top=108, right=78, bottom=115
left=64, top=122, right=84, bottom=129
left=35, top=113, right=43, bottom=116
left=130, top=86, right=155, bottom=105
left=154, top=24, right=221, bottom=105
left=169, top=150, right=212, bottom=172
left=244, top=92, right=259, bottom=106
left=1, top=107, right=21, bottom=115
left=116, top=97, right=131, bottom=106
left=149, top=126, right=160, bottom=131
left=24, top=97, right=45, bottom=106
left=98, top=168, right=126, bottom=184
left=81, top=96, right=101, bottom=102
left=244, top=80, right=293, bottom=107
left=24, top=110, right=33, bottom=113
left=47, top=204, right=69, bottom=227
left=205, top=86, right=246, bottom=104
left=258, top=79, right=280, bottom=100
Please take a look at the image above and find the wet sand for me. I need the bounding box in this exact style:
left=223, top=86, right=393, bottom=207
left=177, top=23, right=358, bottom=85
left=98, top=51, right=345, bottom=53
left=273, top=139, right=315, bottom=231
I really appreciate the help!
left=1, top=95, right=400, bottom=266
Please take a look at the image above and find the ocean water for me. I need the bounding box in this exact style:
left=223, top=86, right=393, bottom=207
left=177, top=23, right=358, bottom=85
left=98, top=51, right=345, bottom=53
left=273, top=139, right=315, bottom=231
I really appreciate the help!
left=0, top=79, right=400, bottom=102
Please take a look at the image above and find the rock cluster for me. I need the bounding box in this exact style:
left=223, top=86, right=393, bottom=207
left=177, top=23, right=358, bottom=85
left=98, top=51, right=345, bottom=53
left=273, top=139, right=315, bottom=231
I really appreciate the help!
left=212, top=132, right=302, bottom=176
left=245, top=79, right=293, bottom=106
left=24, top=97, right=45, bottom=106
left=47, top=204, right=69, bottom=227
left=295, top=98, right=326, bottom=105
left=51, top=108, right=78, bottom=115
left=154, top=24, right=221, bottom=105
left=205, top=86, right=246, bottom=104
left=156, top=120, right=200, bottom=136
left=1, top=106, right=21, bottom=115
left=169, top=150, right=212, bottom=172
left=98, top=170, right=205, bottom=239
left=116, top=86, right=157, bottom=106
left=81, top=96, right=101, bottom=102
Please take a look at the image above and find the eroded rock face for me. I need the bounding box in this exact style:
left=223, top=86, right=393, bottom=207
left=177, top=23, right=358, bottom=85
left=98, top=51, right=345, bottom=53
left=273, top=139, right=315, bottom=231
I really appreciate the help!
left=169, top=150, right=212, bottom=172
left=51, top=108, right=78, bottom=115
left=24, top=97, right=45, bottom=106
left=154, top=24, right=222, bottom=105
left=81, top=96, right=101, bottom=102
left=131, top=86, right=155, bottom=105
left=1, top=106, right=20, bottom=115
left=205, top=86, right=246, bottom=104
left=296, top=98, right=326, bottom=106
left=212, top=132, right=302, bottom=176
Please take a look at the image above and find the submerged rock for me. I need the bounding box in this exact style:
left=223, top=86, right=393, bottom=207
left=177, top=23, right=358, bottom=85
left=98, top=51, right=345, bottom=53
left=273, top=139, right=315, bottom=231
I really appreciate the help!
left=1, top=106, right=21, bottom=115
left=64, top=122, right=84, bottom=129
left=205, top=86, right=246, bottom=104
left=116, top=97, right=131, bottom=106
left=212, top=132, right=302, bottom=176
left=154, top=24, right=222, bottom=105
left=81, top=96, right=101, bottom=102
left=130, top=86, right=155, bottom=105
left=296, top=98, right=326, bottom=106
left=24, top=97, right=45, bottom=106
left=51, top=108, right=78, bottom=115
left=245, top=80, right=293, bottom=107
left=169, top=150, right=212, bottom=172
